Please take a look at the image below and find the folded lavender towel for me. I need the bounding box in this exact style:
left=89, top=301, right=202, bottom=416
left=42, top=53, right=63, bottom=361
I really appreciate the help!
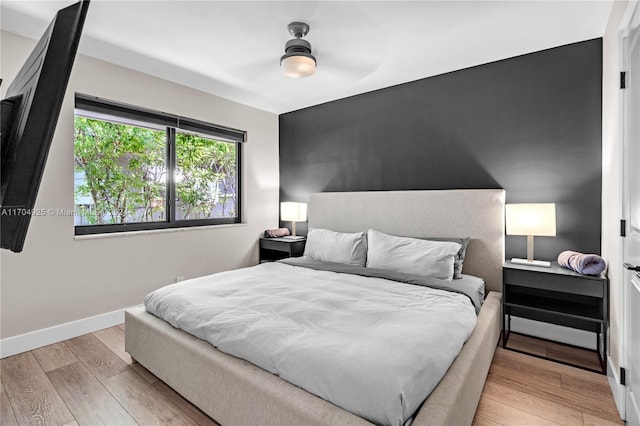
left=264, top=228, right=290, bottom=238
left=558, top=251, right=606, bottom=275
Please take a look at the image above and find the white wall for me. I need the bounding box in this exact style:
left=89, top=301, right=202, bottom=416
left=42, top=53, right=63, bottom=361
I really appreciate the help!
left=0, top=31, right=279, bottom=341
left=602, top=0, right=628, bottom=377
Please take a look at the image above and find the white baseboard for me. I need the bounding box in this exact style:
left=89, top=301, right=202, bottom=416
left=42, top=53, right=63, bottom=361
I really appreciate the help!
left=607, top=356, right=626, bottom=420
left=0, top=305, right=141, bottom=358
left=509, top=317, right=596, bottom=350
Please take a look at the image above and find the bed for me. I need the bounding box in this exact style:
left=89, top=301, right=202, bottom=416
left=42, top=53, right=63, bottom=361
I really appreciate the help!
left=125, top=189, right=505, bottom=426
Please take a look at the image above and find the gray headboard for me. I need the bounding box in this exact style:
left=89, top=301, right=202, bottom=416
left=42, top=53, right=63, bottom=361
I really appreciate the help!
left=308, top=189, right=505, bottom=293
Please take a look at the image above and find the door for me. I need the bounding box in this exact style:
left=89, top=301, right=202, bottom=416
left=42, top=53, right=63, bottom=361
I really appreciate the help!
left=622, top=2, right=640, bottom=424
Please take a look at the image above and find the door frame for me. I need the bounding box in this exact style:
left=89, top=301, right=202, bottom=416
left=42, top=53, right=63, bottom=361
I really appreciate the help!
left=620, top=0, right=640, bottom=423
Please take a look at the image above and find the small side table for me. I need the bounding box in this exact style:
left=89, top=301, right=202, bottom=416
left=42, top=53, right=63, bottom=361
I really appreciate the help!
left=259, top=237, right=306, bottom=263
left=502, top=261, right=608, bottom=374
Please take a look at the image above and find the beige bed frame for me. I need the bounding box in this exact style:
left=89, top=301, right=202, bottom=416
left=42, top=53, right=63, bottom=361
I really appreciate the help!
left=125, top=189, right=505, bottom=426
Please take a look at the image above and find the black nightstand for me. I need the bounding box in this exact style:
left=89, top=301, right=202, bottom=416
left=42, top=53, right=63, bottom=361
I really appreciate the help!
left=502, top=261, right=608, bottom=374
left=259, top=237, right=306, bottom=263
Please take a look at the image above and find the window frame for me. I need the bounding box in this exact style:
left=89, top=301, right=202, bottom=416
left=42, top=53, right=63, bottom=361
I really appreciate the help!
left=74, top=94, right=244, bottom=236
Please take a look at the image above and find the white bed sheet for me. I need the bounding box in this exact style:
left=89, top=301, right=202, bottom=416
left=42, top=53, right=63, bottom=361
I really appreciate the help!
left=144, top=262, right=477, bottom=426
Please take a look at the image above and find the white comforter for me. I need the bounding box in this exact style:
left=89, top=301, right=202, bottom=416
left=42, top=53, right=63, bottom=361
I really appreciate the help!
left=144, top=262, right=477, bottom=426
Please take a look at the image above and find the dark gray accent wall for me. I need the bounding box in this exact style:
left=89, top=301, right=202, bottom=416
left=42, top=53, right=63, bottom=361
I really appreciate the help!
left=279, top=39, right=602, bottom=260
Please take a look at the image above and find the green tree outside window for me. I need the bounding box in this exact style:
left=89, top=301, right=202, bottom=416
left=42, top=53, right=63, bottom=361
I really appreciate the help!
left=74, top=117, right=237, bottom=226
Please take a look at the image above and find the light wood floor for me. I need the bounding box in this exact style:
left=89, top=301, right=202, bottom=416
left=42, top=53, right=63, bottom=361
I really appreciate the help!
left=474, top=333, right=622, bottom=426
left=1, top=326, right=623, bottom=425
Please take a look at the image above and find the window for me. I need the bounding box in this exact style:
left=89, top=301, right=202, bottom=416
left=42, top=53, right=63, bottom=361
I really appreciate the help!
left=74, top=94, right=244, bottom=235
left=175, top=132, right=238, bottom=220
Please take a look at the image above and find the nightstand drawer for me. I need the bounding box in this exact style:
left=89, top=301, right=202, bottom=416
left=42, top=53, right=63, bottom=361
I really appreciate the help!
left=504, top=269, right=603, bottom=297
left=260, top=239, right=290, bottom=251
left=259, top=237, right=306, bottom=263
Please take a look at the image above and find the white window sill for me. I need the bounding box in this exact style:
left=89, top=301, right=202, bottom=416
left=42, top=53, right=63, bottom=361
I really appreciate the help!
left=74, top=222, right=247, bottom=241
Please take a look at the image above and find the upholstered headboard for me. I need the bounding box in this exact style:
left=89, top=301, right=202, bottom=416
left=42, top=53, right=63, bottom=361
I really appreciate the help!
left=308, top=189, right=505, bottom=293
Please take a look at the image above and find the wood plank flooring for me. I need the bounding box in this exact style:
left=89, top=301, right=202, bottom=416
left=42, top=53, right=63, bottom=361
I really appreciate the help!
left=0, top=326, right=622, bottom=425
left=1, top=325, right=218, bottom=426
left=504, top=332, right=603, bottom=372
left=474, top=334, right=622, bottom=426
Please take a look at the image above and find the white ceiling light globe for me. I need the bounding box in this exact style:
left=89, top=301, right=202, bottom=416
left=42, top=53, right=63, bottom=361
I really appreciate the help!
left=281, top=55, right=316, bottom=78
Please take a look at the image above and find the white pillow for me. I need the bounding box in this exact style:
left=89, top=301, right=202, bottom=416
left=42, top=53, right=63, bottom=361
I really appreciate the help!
left=366, top=229, right=461, bottom=280
left=304, top=228, right=367, bottom=266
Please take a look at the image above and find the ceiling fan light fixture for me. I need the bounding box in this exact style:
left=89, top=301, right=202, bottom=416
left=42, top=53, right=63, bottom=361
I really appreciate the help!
left=281, top=22, right=316, bottom=78
left=281, top=52, right=316, bottom=78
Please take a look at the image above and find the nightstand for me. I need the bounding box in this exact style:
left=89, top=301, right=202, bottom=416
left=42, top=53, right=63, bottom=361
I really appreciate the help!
left=259, top=237, right=306, bottom=263
left=502, top=261, right=608, bottom=374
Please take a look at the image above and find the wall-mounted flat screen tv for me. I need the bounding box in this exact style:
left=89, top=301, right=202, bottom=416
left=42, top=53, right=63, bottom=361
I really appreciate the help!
left=1, top=0, right=90, bottom=252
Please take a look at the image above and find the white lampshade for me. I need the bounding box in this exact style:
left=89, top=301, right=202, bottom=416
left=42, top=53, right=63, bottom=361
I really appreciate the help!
left=281, top=202, right=307, bottom=222
left=280, top=202, right=307, bottom=238
left=281, top=55, right=316, bottom=78
left=506, top=203, right=556, bottom=267
left=506, top=203, right=556, bottom=236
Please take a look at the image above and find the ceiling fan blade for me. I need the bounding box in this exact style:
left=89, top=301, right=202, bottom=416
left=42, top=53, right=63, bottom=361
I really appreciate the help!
left=317, top=50, right=384, bottom=81
left=227, top=57, right=279, bottom=81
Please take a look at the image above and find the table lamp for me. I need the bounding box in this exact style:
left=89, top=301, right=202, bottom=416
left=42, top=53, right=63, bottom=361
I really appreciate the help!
left=280, top=202, right=307, bottom=239
left=506, top=203, right=556, bottom=267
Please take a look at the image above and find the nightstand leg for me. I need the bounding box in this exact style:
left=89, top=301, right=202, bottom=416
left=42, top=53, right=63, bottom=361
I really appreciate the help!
left=502, top=314, right=511, bottom=347
left=598, top=325, right=608, bottom=374
left=604, top=325, right=608, bottom=374
left=597, top=330, right=601, bottom=363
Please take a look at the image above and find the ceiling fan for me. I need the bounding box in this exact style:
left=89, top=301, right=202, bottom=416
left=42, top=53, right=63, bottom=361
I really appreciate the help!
left=227, top=19, right=382, bottom=82
left=280, top=22, right=317, bottom=78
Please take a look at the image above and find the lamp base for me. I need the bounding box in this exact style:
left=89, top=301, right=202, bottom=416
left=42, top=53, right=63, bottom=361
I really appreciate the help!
left=510, top=258, right=551, bottom=268
left=281, top=235, right=305, bottom=241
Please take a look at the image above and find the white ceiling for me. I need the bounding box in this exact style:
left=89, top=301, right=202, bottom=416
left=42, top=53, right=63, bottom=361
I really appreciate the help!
left=1, top=1, right=613, bottom=114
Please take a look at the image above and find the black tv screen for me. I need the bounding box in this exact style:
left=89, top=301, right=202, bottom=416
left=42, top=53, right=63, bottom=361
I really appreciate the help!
left=1, top=1, right=89, bottom=252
